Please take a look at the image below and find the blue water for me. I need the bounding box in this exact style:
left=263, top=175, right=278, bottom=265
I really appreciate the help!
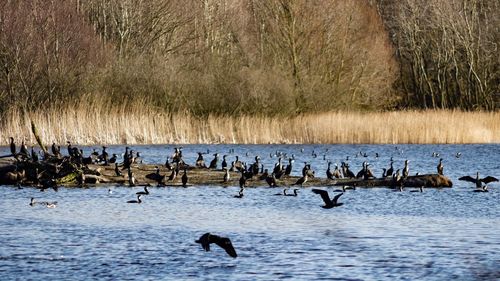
left=1, top=144, right=499, bottom=280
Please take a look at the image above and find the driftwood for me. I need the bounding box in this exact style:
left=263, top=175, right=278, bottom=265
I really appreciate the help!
left=0, top=156, right=452, bottom=188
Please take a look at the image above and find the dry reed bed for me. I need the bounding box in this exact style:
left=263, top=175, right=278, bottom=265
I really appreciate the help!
left=1, top=109, right=499, bottom=145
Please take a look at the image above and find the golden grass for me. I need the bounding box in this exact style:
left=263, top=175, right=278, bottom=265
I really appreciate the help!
left=1, top=105, right=499, bottom=145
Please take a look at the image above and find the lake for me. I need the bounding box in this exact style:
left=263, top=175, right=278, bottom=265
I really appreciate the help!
left=0, top=144, right=499, bottom=280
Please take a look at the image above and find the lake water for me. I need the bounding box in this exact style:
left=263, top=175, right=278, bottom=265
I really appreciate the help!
left=1, top=144, right=499, bottom=280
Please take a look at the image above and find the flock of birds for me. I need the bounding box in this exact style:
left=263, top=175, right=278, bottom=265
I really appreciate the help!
left=4, top=138, right=499, bottom=258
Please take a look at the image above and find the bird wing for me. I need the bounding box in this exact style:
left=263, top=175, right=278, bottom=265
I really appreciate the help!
left=312, top=189, right=331, bottom=205
left=481, top=176, right=499, bottom=184
left=332, top=193, right=343, bottom=204
left=458, top=176, right=476, bottom=183
left=214, top=237, right=237, bottom=258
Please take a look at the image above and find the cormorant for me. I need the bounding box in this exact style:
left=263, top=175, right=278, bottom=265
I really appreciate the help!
left=293, top=174, right=308, bottom=186
left=136, top=186, right=150, bottom=195
left=459, top=172, right=498, bottom=189
left=9, top=137, right=16, bottom=156
left=402, top=160, right=410, bottom=178
left=182, top=169, right=188, bottom=187
left=311, top=189, right=344, bottom=208
left=209, top=153, right=219, bottom=169
left=437, top=158, right=444, bottom=175
left=127, top=194, right=142, bottom=204
left=195, top=233, right=237, bottom=258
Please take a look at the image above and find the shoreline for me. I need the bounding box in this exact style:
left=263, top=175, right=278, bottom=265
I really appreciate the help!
left=1, top=110, right=499, bottom=145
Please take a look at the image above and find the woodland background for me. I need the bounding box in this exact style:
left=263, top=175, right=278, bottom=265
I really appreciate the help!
left=0, top=0, right=498, bottom=120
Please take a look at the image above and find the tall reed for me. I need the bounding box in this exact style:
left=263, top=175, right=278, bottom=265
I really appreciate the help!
left=1, top=104, right=499, bottom=145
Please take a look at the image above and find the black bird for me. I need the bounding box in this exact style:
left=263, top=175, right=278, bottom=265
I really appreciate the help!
left=284, top=159, right=293, bottom=176
left=285, top=189, right=298, bottom=197
left=195, top=233, right=237, bottom=258
left=221, top=155, right=228, bottom=170
left=146, top=166, right=164, bottom=183
left=402, top=160, right=410, bottom=178
left=234, top=188, right=244, bottom=198
left=312, top=189, right=344, bottom=209
left=293, top=174, right=308, bottom=186
left=127, top=194, right=142, bottom=204
left=209, top=153, right=219, bottom=169
left=136, top=186, right=150, bottom=195
left=459, top=172, right=498, bottom=189
left=223, top=168, right=230, bottom=183
left=182, top=169, right=188, bottom=187
left=114, top=163, right=123, bottom=176
left=109, top=154, right=118, bottom=164
left=326, top=162, right=334, bottom=180
left=29, top=197, right=57, bottom=208
left=437, top=158, right=444, bottom=175
left=9, top=137, right=16, bottom=156
left=20, top=140, right=29, bottom=157
left=386, top=161, right=394, bottom=177
left=239, top=172, right=247, bottom=188
left=31, top=147, right=39, bottom=162
left=265, top=173, right=278, bottom=187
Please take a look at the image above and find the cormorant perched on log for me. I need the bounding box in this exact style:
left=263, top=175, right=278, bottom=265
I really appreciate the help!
left=109, top=154, right=118, bottom=164
left=195, top=233, right=237, bottom=258
left=265, top=173, right=278, bottom=187
left=386, top=161, right=394, bottom=177
left=437, top=158, right=444, bottom=175
left=182, top=168, right=188, bottom=187
left=221, top=155, right=228, bottom=170
left=9, top=137, right=16, bottom=156
left=326, top=162, right=334, bottom=180
left=196, top=152, right=206, bottom=168
left=333, top=163, right=342, bottom=178
left=293, top=174, right=308, bottom=186
left=284, top=159, right=293, bottom=176
left=223, top=168, right=230, bottom=183
left=459, top=172, right=498, bottom=189
left=311, top=189, right=344, bottom=208
left=402, top=160, right=410, bottom=178
left=114, top=163, right=123, bottom=177
left=20, top=140, right=29, bottom=157
left=209, top=153, right=219, bottom=169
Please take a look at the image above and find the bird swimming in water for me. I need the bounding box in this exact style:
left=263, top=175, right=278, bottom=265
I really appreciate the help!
left=285, top=189, right=298, bottom=197
left=311, top=189, right=344, bottom=209
left=136, top=186, right=150, bottom=195
left=233, top=187, right=244, bottom=198
left=29, top=197, right=57, bottom=208
left=127, top=194, right=142, bottom=204
left=274, top=189, right=286, bottom=196
left=473, top=186, right=489, bottom=192
left=459, top=172, right=498, bottom=189
left=195, top=233, right=237, bottom=258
